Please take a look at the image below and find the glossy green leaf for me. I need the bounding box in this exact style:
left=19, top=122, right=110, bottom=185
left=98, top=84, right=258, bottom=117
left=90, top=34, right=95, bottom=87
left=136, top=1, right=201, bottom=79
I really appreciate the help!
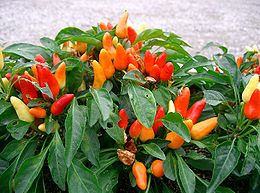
left=65, top=99, right=86, bottom=167
left=203, top=90, right=226, bottom=106
left=128, top=83, right=156, bottom=128
left=87, top=98, right=101, bottom=127
left=134, top=29, right=166, bottom=44
left=152, top=86, right=171, bottom=111
left=98, top=166, right=119, bottom=193
left=163, top=151, right=176, bottom=181
left=6, top=120, right=30, bottom=140
left=0, top=139, right=27, bottom=162
left=123, top=70, right=146, bottom=84
left=27, top=173, right=45, bottom=193
left=40, top=37, right=61, bottom=53
left=141, top=143, right=166, bottom=160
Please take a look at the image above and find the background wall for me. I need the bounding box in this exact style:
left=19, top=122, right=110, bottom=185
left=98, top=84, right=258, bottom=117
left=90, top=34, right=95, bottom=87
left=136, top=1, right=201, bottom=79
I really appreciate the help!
left=1, top=0, right=259, bottom=55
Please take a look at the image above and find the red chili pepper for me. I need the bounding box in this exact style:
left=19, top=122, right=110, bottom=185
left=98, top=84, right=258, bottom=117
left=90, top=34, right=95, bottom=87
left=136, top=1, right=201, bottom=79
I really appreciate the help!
left=19, top=75, right=38, bottom=104
left=186, top=98, right=206, bottom=124
left=51, top=94, right=74, bottom=116
left=5, top=73, right=21, bottom=91
left=160, top=62, right=174, bottom=81
left=242, top=70, right=249, bottom=74
left=35, top=54, right=46, bottom=63
left=244, top=89, right=260, bottom=120
left=174, top=87, right=190, bottom=118
left=127, top=53, right=138, bottom=68
left=127, top=26, right=137, bottom=44
left=152, top=106, right=165, bottom=133
left=118, top=109, right=128, bottom=130
left=215, top=66, right=220, bottom=73
left=107, top=22, right=113, bottom=30
left=155, top=51, right=167, bottom=68
left=149, top=65, right=161, bottom=81
left=129, top=120, right=142, bottom=138
left=254, top=66, right=260, bottom=74
left=36, top=65, right=60, bottom=99
left=144, top=50, right=154, bottom=74
left=52, top=53, right=61, bottom=66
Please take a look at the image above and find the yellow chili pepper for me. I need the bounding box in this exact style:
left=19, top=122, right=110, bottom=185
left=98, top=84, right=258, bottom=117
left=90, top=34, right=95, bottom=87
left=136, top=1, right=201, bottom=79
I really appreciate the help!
left=115, top=11, right=128, bottom=38
left=242, top=75, right=259, bottom=102
left=99, top=49, right=115, bottom=79
left=168, top=100, right=175, bottom=113
left=38, top=121, right=60, bottom=132
left=0, top=48, right=4, bottom=70
left=92, top=60, right=106, bottom=89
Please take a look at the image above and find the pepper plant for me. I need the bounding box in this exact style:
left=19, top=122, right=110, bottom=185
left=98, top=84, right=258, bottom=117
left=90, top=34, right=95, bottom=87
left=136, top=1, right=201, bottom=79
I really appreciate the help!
left=0, top=11, right=260, bottom=193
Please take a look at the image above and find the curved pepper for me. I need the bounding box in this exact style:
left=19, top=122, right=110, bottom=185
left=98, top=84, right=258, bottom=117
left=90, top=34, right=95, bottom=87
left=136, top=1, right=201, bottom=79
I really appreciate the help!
left=113, top=43, right=128, bottom=70
left=144, top=50, right=154, bottom=74
left=51, top=94, right=74, bottom=116
left=115, top=11, right=128, bottom=38
left=118, top=109, right=128, bottom=130
left=242, top=75, right=259, bottom=102
left=29, top=107, right=46, bottom=119
left=168, top=100, right=175, bottom=113
left=152, top=106, right=165, bottom=133
left=127, top=26, right=137, bottom=44
left=174, top=87, right=190, bottom=118
left=36, top=65, right=60, bottom=99
left=150, top=65, right=161, bottom=81
left=186, top=98, right=206, bottom=124
left=24, top=71, right=38, bottom=83
left=35, top=54, right=46, bottom=63
left=92, top=60, right=106, bottom=89
left=19, top=75, right=38, bottom=104
left=1, top=77, right=9, bottom=89
left=129, top=120, right=142, bottom=138
left=54, top=62, right=66, bottom=89
left=155, top=51, right=167, bottom=68
left=99, top=49, right=115, bottom=79
left=151, top=160, right=164, bottom=178
left=190, top=117, right=218, bottom=140
left=99, top=22, right=108, bottom=30
left=160, top=62, right=174, bottom=81
left=139, top=126, right=155, bottom=142
left=102, top=32, right=116, bottom=59
left=10, top=96, right=34, bottom=122
left=244, top=89, right=260, bottom=120
left=5, top=73, right=21, bottom=91
left=132, top=162, right=147, bottom=190
left=52, top=53, right=61, bottom=66
left=107, top=22, right=113, bottom=30
left=31, top=65, right=38, bottom=79
left=166, top=131, right=184, bottom=149
left=80, top=52, right=89, bottom=62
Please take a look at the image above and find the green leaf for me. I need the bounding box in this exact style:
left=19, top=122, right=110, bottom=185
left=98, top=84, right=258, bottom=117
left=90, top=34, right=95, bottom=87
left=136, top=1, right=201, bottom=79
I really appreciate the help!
left=163, top=151, right=176, bottom=181
left=14, top=146, right=49, bottom=193
left=65, top=99, right=87, bottom=167
left=177, top=155, right=196, bottom=193
left=134, top=29, right=166, bottom=44
left=152, top=86, right=171, bottom=111
left=6, top=120, right=31, bottom=140
left=203, top=90, right=226, bottom=106
left=0, top=104, right=18, bottom=126
left=48, top=131, right=67, bottom=191
left=67, top=158, right=101, bottom=193
left=27, top=173, right=45, bottom=193
left=0, top=100, right=11, bottom=115
left=161, top=112, right=191, bottom=142
left=98, top=166, right=119, bottom=193
left=141, top=143, right=166, bottom=160
left=123, top=70, right=146, bottom=84
left=87, top=98, right=101, bottom=127
left=199, top=42, right=228, bottom=54
left=90, top=88, right=113, bottom=121
left=81, top=125, right=100, bottom=166
left=0, top=139, right=27, bottom=162
left=31, top=81, right=54, bottom=99
left=128, top=83, right=156, bottom=128
left=0, top=158, right=9, bottom=174
left=207, top=140, right=240, bottom=193
left=44, top=115, right=55, bottom=134
left=3, top=43, right=51, bottom=61
left=40, top=37, right=61, bottom=53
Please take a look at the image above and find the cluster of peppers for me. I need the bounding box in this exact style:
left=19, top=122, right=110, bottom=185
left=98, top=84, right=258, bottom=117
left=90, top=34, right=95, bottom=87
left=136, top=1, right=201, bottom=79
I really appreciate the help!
left=4, top=54, right=74, bottom=132
left=116, top=86, right=218, bottom=190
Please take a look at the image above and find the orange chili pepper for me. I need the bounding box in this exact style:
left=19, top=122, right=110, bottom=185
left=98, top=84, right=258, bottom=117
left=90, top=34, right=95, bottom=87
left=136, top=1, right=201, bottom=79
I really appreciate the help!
left=113, top=43, right=128, bottom=71
left=236, top=56, right=243, bottom=69
left=174, top=87, right=190, bottom=118
left=31, top=65, right=38, bottom=79
left=166, top=131, right=184, bottom=149
left=102, top=32, right=116, bottom=59
left=52, top=53, right=61, bottom=66
left=139, top=126, right=155, bottom=142
left=54, top=62, right=66, bottom=89
left=115, top=11, right=128, bottom=38
left=129, top=120, right=142, bottom=138
left=127, top=53, right=138, bottom=68
left=29, top=107, right=47, bottom=119
left=183, top=119, right=193, bottom=131
left=132, top=162, right=147, bottom=190
left=127, top=26, right=137, bottom=44
left=99, top=21, right=108, bottom=30
left=99, top=49, right=115, bottom=79
left=80, top=52, right=89, bottom=62
left=92, top=60, right=106, bottom=89
left=24, top=71, right=38, bottom=83
left=151, top=160, right=164, bottom=178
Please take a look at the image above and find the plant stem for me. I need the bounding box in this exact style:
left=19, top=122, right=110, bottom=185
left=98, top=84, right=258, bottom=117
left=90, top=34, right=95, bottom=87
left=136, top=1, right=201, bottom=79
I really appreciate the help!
left=144, top=174, right=152, bottom=193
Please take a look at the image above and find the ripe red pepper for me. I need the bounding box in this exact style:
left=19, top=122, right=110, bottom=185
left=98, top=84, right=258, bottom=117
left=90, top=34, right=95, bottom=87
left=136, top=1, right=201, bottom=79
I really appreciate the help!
left=144, top=50, right=154, bottom=74
left=174, top=87, right=190, bottom=118
left=129, top=120, right=142, bottom=138
left=215, top=66, right=220, bottom=73
left=35, top=54, right=46, bottom=63
left=186, top=98, right=206, bottom=124
left=5, top=73, right=21, bottom=91
left=52, top=53, right=61, bottom=66
left=36, top=65, right=60, bottom=99
left=160, top=62, right=174, bottom=81
left=19, top=75, right=38, bottom=104
left=155, top=51, right=167, bottom=68
left=51, top=94, right=74, bottom=116
left=118, top=109, right=128, bottom=130
left=150, top=65, right=161, bottom=81
left=244, top=89, right=260, bottom=120
left=152, top=106, right=165, bottom=133
left=107, top=22, right=113, bottom=30
left=127, top=26, right=137, bottom=44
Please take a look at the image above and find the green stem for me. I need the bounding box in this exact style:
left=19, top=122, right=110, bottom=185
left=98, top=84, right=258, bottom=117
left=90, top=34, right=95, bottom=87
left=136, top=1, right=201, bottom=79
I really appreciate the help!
left=100, top=148, right=117, bottom=153
left=144, top=174, right=152, bottom=193
left=239, top=128, right=255, bottom=138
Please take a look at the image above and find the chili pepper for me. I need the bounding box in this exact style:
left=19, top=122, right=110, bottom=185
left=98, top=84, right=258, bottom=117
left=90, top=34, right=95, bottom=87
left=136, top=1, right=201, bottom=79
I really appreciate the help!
left=29, top=107, right=46, bottom=118
left=31, top=65, right=38, bottom=79
left=38, top=121, right=60, bottom=133
left=0, top=49, right=4, bottom=70
left=215, top=66, right=220, bottom=73
left=160, top=62, right=174, bottom=81
left=10, top=96, right=34, bottom=122
left=254, top=66, right=260, bottom=74
left=151, top=160, right=164, bottom=178
left=72, top=42, right=87, bottom=53
left=35, top=54, right=46, bottom=63
left=174, top=87, right=190, bottom=118
left=113, top=43, right=128, bottom=70
left=51, top=94, right=74, bottom=116
left=242, top=70, right=249, bottom=74
left=5, top=73, right=21, bottom=91
left=183, top=119, right=193, bottom=131
left=54, top=62, right=66, bottom=89
left=242, top=75, right=259, bottom=102
left=127, top=53, right=138, bottom=68
left=244, top=89, right=260, bottom=120
left=115, top=11, right=128, bottom=38
left=133, top=42, right=143, bottom=54
left=118, top=109, right=128, bottom=130
left=168, top=100, right=175, bottom=113
left=127, top=26, right=137, bottom=44
left=1, top=77, right=9, bottom=89
left=132, top=162, right=147, bottom=190
left=127, top=63, right=138, bottom=71
left=92, top=60, right=106, bottom=89
left=190, top=117, right=218, bottom=140
left=129, top=120, right=142, bottom=138
left=107, top=22, right=113, bottom=30
left=139, top=126, right=155, bottom=142
left=102, top=32, right=116, bottom=59
left=144, top=50, right=154, bottom=74
left=80, top=52, right=89, bottom=62
left=99, top=49, right=115, bottom=79
left=112, top=36, right=118, bottom=47
left=155, top=51, right=167, bottom=68
left=19, top=75, right=38, bottom=104
left=166, top=131, right=184, bottom=149
left=36, top=65, right=60, bottom=99
left=150, top=65, right=161, bottom=81
left=186, top=98, right=206, bottom=124
left=99, top=22, right=108, bottom=30
left=52, top=53, right=61, bottom=66
left=152, top=106, right=165, bottom=133
left=24, top=71, right=38, bottom=82
left=236, top=56, right=243, bottom=69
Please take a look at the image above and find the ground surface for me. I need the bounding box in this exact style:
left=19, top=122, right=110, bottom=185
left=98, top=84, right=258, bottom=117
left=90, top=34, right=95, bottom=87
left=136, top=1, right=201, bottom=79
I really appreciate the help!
left=0, top=0, right=259, bottom=55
